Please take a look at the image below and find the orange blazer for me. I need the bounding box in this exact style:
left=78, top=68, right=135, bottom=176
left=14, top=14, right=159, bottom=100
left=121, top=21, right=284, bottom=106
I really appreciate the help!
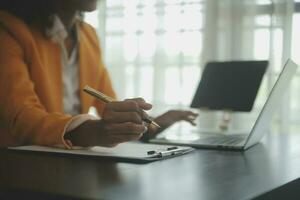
left=0, top=11, right=116, bottom=147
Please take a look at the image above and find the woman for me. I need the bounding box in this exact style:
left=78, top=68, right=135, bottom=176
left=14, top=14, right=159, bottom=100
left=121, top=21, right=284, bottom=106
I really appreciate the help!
left=0, top=0, right=197, bottom=148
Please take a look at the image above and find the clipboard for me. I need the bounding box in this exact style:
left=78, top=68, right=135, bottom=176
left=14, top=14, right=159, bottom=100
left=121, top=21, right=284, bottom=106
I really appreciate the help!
left=9, top=142, right=194, bottom=163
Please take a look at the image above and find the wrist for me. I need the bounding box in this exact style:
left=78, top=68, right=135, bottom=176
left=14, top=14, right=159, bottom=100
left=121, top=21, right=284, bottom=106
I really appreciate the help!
left=65, top=119, right=102, bottom=147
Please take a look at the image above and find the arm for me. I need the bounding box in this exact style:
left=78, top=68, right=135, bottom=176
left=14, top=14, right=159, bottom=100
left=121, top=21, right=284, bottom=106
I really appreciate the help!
left=0, top=30, right=72, bottom=147
left=0, top=32, right=151, bottom=148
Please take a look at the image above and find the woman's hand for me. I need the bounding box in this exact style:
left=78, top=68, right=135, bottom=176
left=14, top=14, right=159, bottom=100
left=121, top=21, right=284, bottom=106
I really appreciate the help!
left=155, top=110, right=198, bottom=128
left=65, top=98, right=152, bottom=147
left=145, top=110, right=199, bottom=139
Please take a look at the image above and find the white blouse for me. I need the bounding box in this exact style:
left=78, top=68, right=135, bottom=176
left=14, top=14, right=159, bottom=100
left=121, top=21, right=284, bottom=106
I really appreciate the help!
left=46, top=15, right=97, bottom=137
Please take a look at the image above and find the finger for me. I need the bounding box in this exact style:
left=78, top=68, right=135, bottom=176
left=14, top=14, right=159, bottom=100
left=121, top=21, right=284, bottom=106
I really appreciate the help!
left=187, top=114, right=198, bottom=121
left=103, top=111, right=143, bottom=124
left=184, top=111, right=198, bottom=117
left=180, top=117, right=197, bottom=126
left=179, top=111, right=198, bottom=126
left=181, top=111, right=198, bottom=120
left=187, top=119, right=197, bottom=126
left=140, top=111, right=150, bottom=121
left=105, top=122, right=147, bottom=135
left=125, top=98, right=152, bottom=110
left=190, top=112, right=199, bottom=117
left=124, top=98, right=152, bottom=121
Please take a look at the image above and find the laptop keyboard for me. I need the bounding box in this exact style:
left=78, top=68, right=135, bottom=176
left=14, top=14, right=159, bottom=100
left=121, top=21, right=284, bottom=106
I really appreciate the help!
left=201, top=135, right=246, bottom=146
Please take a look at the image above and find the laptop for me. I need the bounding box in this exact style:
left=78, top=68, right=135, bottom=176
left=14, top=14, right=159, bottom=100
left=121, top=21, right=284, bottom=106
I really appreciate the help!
left=150, top=59, right=298, bottom=150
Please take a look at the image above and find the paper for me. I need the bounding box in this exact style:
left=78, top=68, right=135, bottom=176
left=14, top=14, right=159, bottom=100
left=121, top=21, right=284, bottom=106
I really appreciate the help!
left=9, top=142, right=194, bottom=162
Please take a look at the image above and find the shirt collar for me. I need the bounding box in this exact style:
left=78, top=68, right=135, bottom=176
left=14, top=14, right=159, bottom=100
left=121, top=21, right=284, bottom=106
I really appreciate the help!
left=46, top=14, right=79, bottom=44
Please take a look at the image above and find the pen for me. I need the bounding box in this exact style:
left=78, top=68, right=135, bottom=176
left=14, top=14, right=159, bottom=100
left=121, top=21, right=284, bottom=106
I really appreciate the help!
left=147, top=147, right=186, bottom=157
left=83, top=85, right=161, bottom=128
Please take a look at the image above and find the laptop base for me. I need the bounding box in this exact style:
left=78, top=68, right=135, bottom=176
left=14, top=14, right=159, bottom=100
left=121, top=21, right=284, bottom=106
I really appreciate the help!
left=149, top=134, right=247, bottom=151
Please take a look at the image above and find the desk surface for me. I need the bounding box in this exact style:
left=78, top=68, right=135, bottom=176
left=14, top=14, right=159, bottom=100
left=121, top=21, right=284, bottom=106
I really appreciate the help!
left=1, top=133, right=300, bottom=200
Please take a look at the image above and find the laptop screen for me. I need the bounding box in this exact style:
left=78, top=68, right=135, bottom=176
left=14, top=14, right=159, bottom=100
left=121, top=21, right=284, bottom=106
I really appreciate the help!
left=191, top=61, right=268, bottom=112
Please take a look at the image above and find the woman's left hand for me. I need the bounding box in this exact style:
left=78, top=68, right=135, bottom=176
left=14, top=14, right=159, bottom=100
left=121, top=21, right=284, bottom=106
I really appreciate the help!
left=147, top=110, right=199, bottom=136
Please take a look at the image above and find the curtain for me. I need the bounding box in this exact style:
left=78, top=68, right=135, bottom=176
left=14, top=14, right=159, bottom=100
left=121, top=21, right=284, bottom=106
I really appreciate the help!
left=199, top=0, right=295, bottom=132
left=85, top=0, right=298, bottom=133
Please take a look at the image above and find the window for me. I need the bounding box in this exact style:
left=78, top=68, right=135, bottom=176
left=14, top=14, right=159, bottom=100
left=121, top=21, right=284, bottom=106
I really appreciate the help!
left=87, top=0, right=205, bottom=114
left=85, top=0, right=300, bottom=130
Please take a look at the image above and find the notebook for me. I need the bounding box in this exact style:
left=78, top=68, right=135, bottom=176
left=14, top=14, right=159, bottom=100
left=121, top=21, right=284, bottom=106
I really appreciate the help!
left=9, top=142, right=194, bottom=163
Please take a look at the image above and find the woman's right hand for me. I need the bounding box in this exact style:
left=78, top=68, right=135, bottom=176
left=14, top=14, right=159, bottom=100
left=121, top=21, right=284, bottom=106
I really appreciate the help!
left=66, top=98, right=152, bottom=147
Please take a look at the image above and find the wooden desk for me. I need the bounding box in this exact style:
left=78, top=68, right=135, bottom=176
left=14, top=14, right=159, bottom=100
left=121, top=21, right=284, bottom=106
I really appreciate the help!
left=1, top=133, right=300, bottom=200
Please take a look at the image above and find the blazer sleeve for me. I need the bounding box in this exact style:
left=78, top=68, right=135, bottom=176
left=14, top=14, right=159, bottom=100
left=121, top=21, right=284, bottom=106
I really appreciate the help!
left=0, top=29, right=73, bottom=148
